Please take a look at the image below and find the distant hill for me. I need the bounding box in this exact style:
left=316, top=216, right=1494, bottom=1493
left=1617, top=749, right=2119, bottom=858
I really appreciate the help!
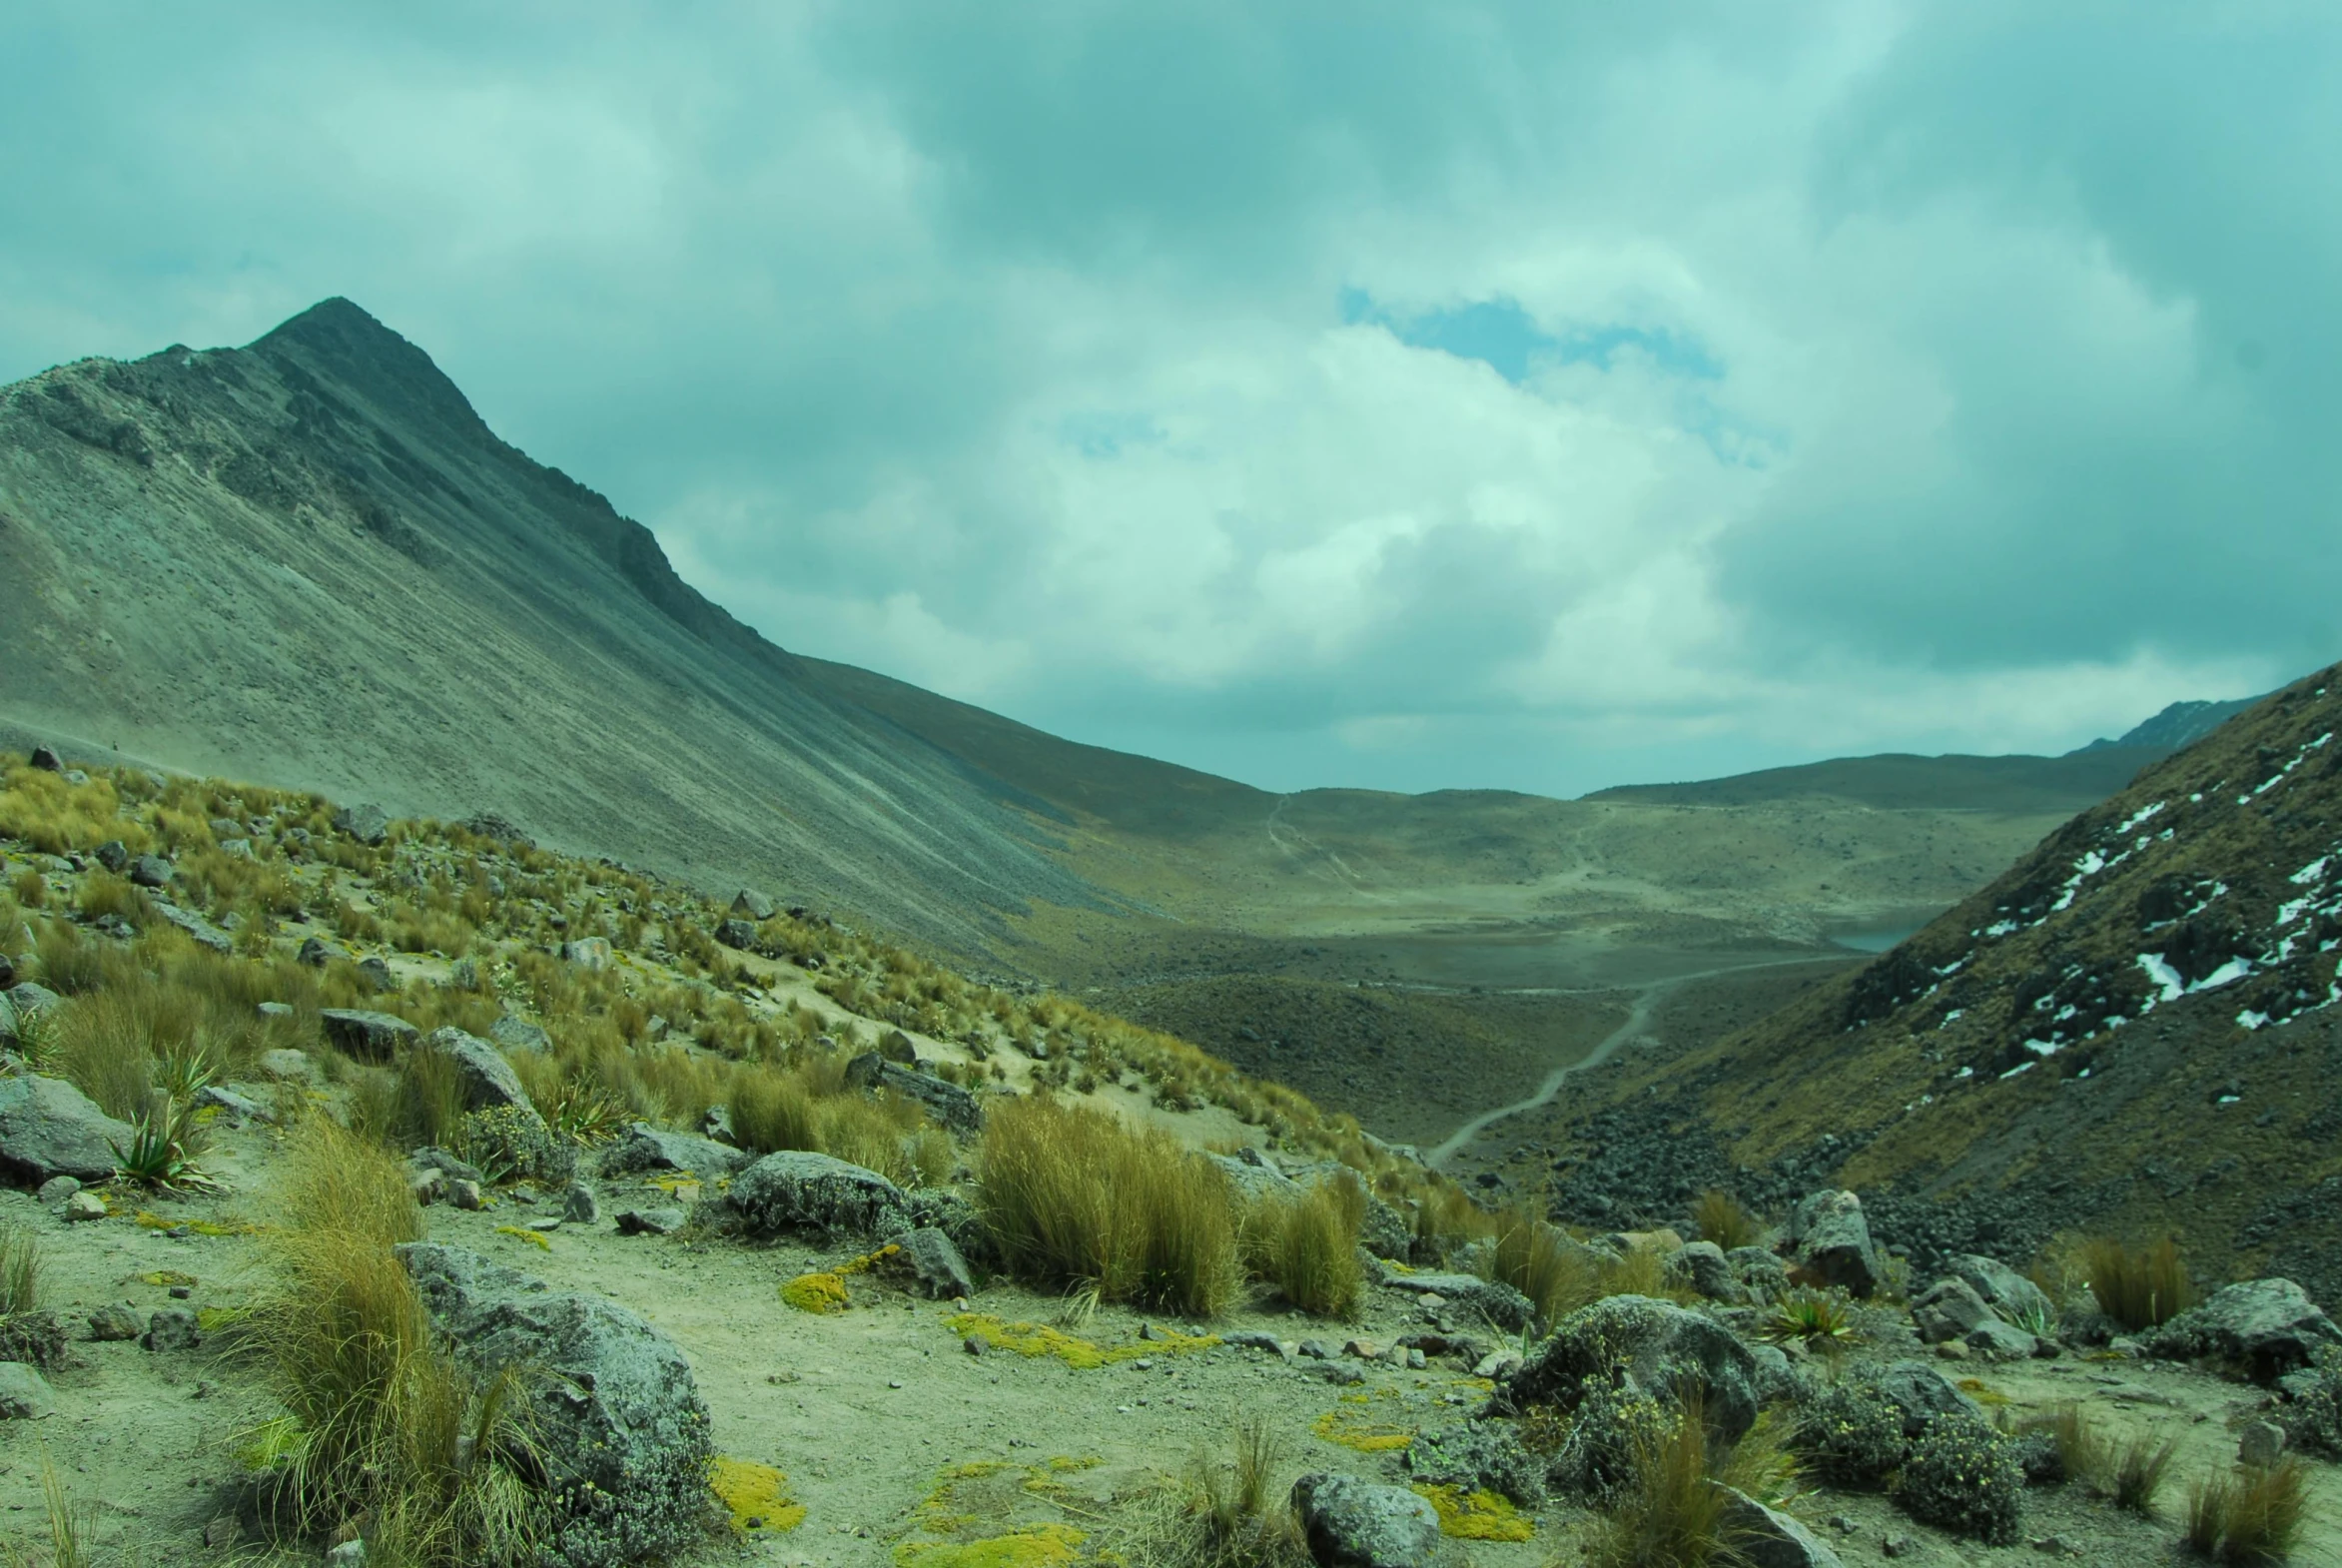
left=1581, top=748, right=2170, bottom=814
left=2071, top=695, right=2260, bottom=754
left=1525, top=670, right=2342, bottom=1303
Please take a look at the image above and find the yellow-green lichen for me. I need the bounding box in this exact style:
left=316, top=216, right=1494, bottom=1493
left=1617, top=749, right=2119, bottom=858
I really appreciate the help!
left=138, top=1269, right=200, bottom=1287
left=1311, top=1391, right=1416, bottom=1453
left=892, top=1523, right=1087, bottom=1567
left=1412, top=1484, right=1533, bottom=1542
left=494, top=1224, right=552, bottom=1250
left=782, top=1243, right=901, bottom=1314
left=946, top=1312, right=1217, bottom=1370
left=710, top=1456, right=806, bottom=1534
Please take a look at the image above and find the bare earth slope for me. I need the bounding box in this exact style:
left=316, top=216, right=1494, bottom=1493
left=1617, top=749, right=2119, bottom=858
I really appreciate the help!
left=1508, top=666, right=2342, bottom=1303
left=0, top=301, right=1108, bottom=953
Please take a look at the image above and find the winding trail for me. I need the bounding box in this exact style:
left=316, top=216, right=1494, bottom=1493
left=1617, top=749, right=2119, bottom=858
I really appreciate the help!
left=1424, top=956, right=1842, bottom=1169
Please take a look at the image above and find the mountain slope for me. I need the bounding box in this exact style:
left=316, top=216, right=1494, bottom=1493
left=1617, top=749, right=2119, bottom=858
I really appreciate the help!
left=1582, top=748, right=2170, bottom=814
left=0, top=300, right=1107, bottom=953
left=1520, top=667, right=2342, bottom=1300
left=2074, top=695, right=2260, bottom=754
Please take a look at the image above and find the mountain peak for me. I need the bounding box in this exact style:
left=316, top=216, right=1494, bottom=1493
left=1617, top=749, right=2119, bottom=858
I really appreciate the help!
left=251, top=297, right=490, bottom=444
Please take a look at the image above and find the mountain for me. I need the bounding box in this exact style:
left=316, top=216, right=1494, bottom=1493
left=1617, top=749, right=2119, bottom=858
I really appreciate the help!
left=1581, top=749, right=2169, bottom=815
left=1509, top=668, right=2342, bottom=1304
left=2072, top=696, right=2261, bottom=755
left=0, top=299, right=1120, bottom=954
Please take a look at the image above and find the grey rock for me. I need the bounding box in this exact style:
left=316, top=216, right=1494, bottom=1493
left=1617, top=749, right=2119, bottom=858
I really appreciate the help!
left=256, top=1001, right=294, bottom=1021
left=614, top=1207, right=685, bottom=1236
left=331, top=802, right=390, bottom=845
left=1788, top=1189, right=1886, bottom=1299
left=35, top=1175, right=79, bottom=1207
left=1729, top=1244, right=1793, bottom=1301
left=93, top=840, right=128, bottom=873
left=256, top=1051, right=321, bottom=1091
left=2144, top=1277, right=2342, bottom=1382
left=698, top=1104, right=736, bottom=1146
left=1290, top=1473, right=1441, bottom=1568
left=488, top=1014, right=551, bottom=1053
left=714, top=918, right=758, bottom=951
left=1221, top=1330, right=1295, bottom=1361
left=410, top=1147, right=485, bottom=1184
left=1503, top=1294, right=1766, bottom=1441
left=1966, top=1319, right=2041, bottom=1360
left=87, top=1304, right=140, bottom=1341
left=1949, top=1254, right=2056, bottom=1327
left=296, top=935, right=347, bottom=967
left=1913, top=1276, right=1999, bottom=1343
left=879, top=1029, right=919, bottom=1065
left=326, top=1537, right=367, bottom=1566
left=127, top=854, right=173, bottom=888
left=397, top=1243, right=714, bottom=1568
left=0, top=1075, right=138, bottom=1184
left=1668, top=1239, right=1746, bottom=1302
left=447, top=1178, right=485, bottom=1211
left=27, top=746, right=62, bottom=772
left=728, top=1150, right=907, bottom=1237
left=151, top=902, right=233, bottom=953
left=62, top=1190, right=107, bottom=1222
left=1870, top=1359, right=1985, bottom=1438
left=561, top=1182, right=600, bottom=1223
left=597, top=1123, right=751, bottom=1179
left=6, top=983, right=60, bottom=1020
left=142, top=1307, right=203, bottom=1351
left=1716, top=1487, right=1846, bottom=1568
left=196, top=1085, right=269, bottom=1123
left=1405, top=1419, right=1546, bottom=1505
left=844, top=1055, right=984, bottom=1136
left=890, top=1225, right=975, bottom=1299
left=1298, top=1337, right=1335, bottom=1359
left=1209, top=1151, right=1301, bottom=1202
left=356, top=956, right=393, bottom=992
left=1379, top=1270, right=1535, bottom=1332
left=419, top=1027, right=536, bottom=1117
left=730, top=889, right=778, bottom=922
left=2238, top=1420, right=2286, bottom=1467
left=319, top=1009, right=418, bottom=1059
left=0, top=1361, right=56, bottom=1420
left=560, top=938, right=614, bottom=971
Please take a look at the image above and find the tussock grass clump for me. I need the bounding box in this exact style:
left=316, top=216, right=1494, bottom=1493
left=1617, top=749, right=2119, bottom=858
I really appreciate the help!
left=2187, top=1460, right=2308, bottom=1562
left=1585, top=1396, right=1792, bottom=1568
left=0, top=764, right=152, bottom=857
left=1240, top=1178, right=1363, bottom=1318
left=977, top=1095, right=1239, bottom=1317
left=0, top=1220, right=37, bottom=1318
left=243, top=1118, right=543, bottom=1565
left=1692, top=1189, right=1764, bottom=1252
left=1102, top=1416, right=1307, bottom=1568
left=2084, top=1236, right=2197, bottom=1330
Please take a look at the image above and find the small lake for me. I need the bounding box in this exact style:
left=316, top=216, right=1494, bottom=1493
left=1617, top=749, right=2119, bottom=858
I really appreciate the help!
left=1828, top=923, right=1928, bottom=954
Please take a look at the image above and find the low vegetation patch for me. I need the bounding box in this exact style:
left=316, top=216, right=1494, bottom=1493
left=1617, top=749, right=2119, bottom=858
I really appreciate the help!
left=2083, top=1236, right=2197, bottom=1330
left=2186, top=1460, right=2308, bottom=1563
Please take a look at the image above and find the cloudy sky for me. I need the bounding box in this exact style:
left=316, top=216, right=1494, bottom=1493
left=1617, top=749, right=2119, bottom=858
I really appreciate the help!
left=4, top=3, right=2334, bottom=796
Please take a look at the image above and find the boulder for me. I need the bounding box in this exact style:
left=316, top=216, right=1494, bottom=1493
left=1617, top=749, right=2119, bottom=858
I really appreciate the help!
left=597, top=1123, right=751, bottom=1179
left=1948, top=1254, right=2055, bottom=1327
left=889, top=1226, right=976, bottom=1299
left=142, top=1307, right=203, bottom=1351
left=1404, top=1420, right=1546, bottom=1506
left=93, top=840, right=128, bottom=873
left=1377, top=1270, right=1535, bottom=1332
left=319, top=1009, right=418, bottom=1059
left=2144, top=1278, right=2342, bottom=1382
left=1787, top=1190, right=1886, bottom=1299
left=87, top=1305, right=140, bottom=1342
left=356, top=956, right=393, bottom=992
left=259, top=1048, right=323, bottom=1085
left=1912, top=1276, right=1998, bottom=1344
left=730, top=889, right=778, bottom=922
left=1869, top=1359, right=1984, bottom=1438
left=728, top=1150, right=908, bottom=1237
left=879, top=1029, right=919, bottom=1065
left=488, top=1014, right=551, bottom=1053
left=614, top=1207, right=685, bottom=1236
left=560, top=938, right=614, bottom=972
left=0, top=1075, right=137, bottom=1185
left=1290, top=1473, right=1441, bottom=1568
left=296, top=936, right=347, bottom=967
left=28, top=746, right=62, bottom=772
left=127, top=854, right=172, bottom=888
left=63, top=1190, right=107, bottom=1222
left=1667, top=1240, right=1746, bottom=1302
left=1502, top=1294, right=1765, bottom=1441
left=844, top=1055, right=985, bottom=1136
left=6, top=984, right=60, bottom=1020
left=331, top=803, right=390, bottom=845
left=714, top=919, right=758, bottom=951
left=419, top=1027, right=535, bottom=1116
left=398, top=1242, right=713, bottom=1568
left=1209, top=1151, right=1301, bottom=1203
left=1964, top=1319, right=2040, bottom=1360
left=151, top=902, right=233, bottom=954
left=1716, top=1487, right=1846, bottom=1568
left=561, top=1182, right=599, bottom=1224
left=34, top=1176, right=78, bottom=1207
left=0, top=1362, right=56, bottom=1420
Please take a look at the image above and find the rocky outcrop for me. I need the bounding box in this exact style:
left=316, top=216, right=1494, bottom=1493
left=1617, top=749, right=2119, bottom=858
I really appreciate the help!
left=398, top=1242, right=714, bottom=1568
left=843, top=1053, right=983, bottom=1135
left=1501, top=1294, right=1765, bottom=1441
left=2145, top=1278, right=2342, bottom=1382
left=727, top=1151, right=907, bottom=1237
left=597, top=1124, right=751, bottom=1180
left=319, top=1008, right=419, bottom=1059
left=1787, top=1190, right=1886, bottom=1299
left=0, top=1075, right=137, bottom=1185
left=419, top=1027, right=536, bottom=1116
left=1290, top=1473, right=1441, bottom=1568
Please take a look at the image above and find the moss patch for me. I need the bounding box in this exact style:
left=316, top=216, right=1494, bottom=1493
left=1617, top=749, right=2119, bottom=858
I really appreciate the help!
left=947, top=1312, right=1217, bottom=1370
left=137, top=1269, right=199, bottom=1287
left=783, top=1243, right=901, bottom=1314
left=493, top=1224, right=551, bottom=1250
left=710, top=1456, right=806, bottom=1534
left=893, top=1523, right=1087, bottom=1568
left=1413, top=1483, right=1533, bottom=1542
left=1312, top=1390, right=1416, bottom=1453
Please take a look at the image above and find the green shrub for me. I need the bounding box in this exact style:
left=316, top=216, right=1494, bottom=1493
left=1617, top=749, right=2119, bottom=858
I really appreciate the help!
left=1792, top=1379, right=1908, bottom=1486
left=457, top=1106, right=575, bottom=1186
left=977, top=1094, right=1238, bottom=1317
left=1893, top=1413, right=2022, bottom=1544
left=2187, top=1460, right=2308, bottom=1562
left=2084, top=1237, right=2196, bottom=1330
